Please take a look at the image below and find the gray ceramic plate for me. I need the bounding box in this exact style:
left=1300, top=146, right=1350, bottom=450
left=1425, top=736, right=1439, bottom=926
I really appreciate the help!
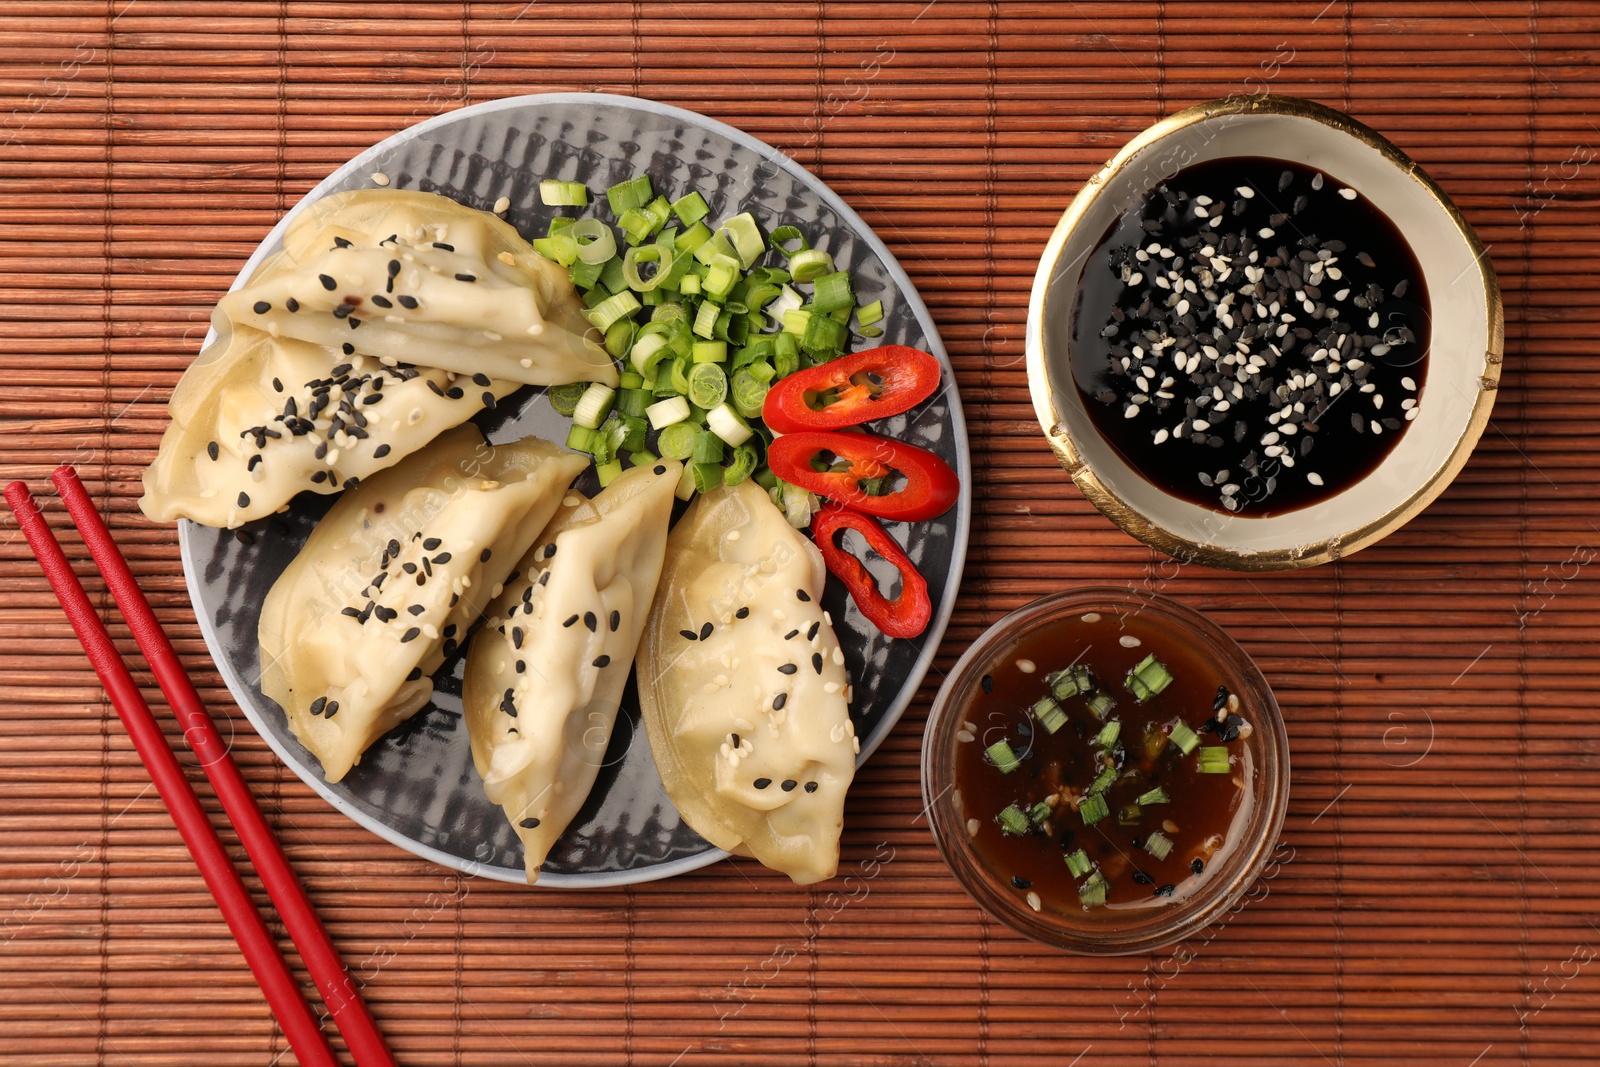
left=180, top=93, right=970, bottom=886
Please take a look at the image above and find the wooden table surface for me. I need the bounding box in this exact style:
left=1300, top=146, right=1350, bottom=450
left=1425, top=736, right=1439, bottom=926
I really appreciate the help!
left=1, top=3, right=1596, bottom=1064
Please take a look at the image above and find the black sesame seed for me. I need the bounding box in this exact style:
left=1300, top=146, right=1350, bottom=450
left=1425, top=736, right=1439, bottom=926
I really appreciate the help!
left=544, top=543, right=558, bottom=559
left=736, top=607, right=750, bottom=620
left=324, top=701, right=339, bottom=718
left=781, top=779, right=797, bottom=792
left=433, top=242, right=455, bottom=252
left=1191, top=858, right=1205, bottom=876
left=593, top=655, right=611, bottom=668
left=538, top=572, right=549, bottom=586
left=796, top=589, right=811, bottom=602
left=252, top=300, right=271, bottom=315
left=406, top=604, right=424, bottom=616
left=308, top=696, right=327, bottom=717
left=397, top=295, right=418, bottom=309
left=753, top=778, right=772, bottom=789
left=565, top=615, right=581, bottom=628
left=480, top=548, right=492, bottom=562
left=341, top=342, right=354, bottom=355
left=340, top=606, right=362, bottom=619
left=679, top=628, right=698, bottom=640
left=402, top=562, right=417, bottom=575
left=981, top=674, right=994, bottom=694
left=812, top=652, right=824, bottom=674
left=318, top=274, right=337, bottom=291
left=519, top=817, right=540, bottom=829
left=609, top=610, right=620, bottom=632
left=248, top=454, right=262, bottom=471
left=653, top=464, right=666, bottom=475
left=285, top=298, right=299, bottom=313
left=515, top=660, right=526, bottom=674
left=784, top=629, right=799, bottom=640
left=500, top=688, right=518, bottom=717
left=773, top=693, right=788, bottom=711
left=237, top=491, right=250, bottom=509
left=455, top=273, right=476, bottom=282
left=1155, top=884, right=1176, bottom=898
left=1214, top=686, right=1230, bottom=712
left=699, top=622, right=713, bottom=640
left=371, top=294, right=392, bottom=308
left=585, top=612, right=598, bottom=632
left=373, top=443, right=391, bottom=459
left=423, top=537, right=442, bottom=551
left=512, top=627, right=524, bottom=649
left=1132, top=870, right=1154, bottom=886
left=445, top=386, right=463, bottom=399
left=387, top=259, right=401, bottom=277
left=434, top=552, right=451, bottom=564
left=406, top=667, right=423, bottom=682
left=310, top=470, right=328, bottom=484
left=804, top=781, right=818, bottom=793
left=778, top=663, right=798, bottom=675
left=234, top=529, right=254, bottom=546
left=207, top=440, right=219, bottom=461
left=807, top=621, right=820, bottom=641
left=1011, top=876, right=1032, bottom=890
left=400, top=627, right=420, bottom=643
left=272, top=377, right=284, bottom=392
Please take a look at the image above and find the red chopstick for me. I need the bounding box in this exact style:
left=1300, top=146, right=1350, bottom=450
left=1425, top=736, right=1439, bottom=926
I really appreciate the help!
left=43, top=467, right=400, bottom=1067
left=4, top=479, right=341, bottom=1067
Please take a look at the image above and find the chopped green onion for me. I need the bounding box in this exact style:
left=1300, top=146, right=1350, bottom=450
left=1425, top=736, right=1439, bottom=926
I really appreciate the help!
left=1031, top=696, right=1068, bottom=735
left=687, top=362, right=728, bottom=409
left=1027, top=800, right=1053, bottom=827
left=622, top=245, right=666, bottom=290
left=606, top=174, right=654, bottom=214
left=595, top=458, right=624, bottom=487
left=855, top=299, right=884, bottom=327
left=706, top=402, right=752, bottom=446
left=571, top=383, right=616, bottom=429
left=720, top=212, right=765, bottom=268
left=671, top=191, right=710, bottom=226
left=986, top=739, right=1021, bottom=774
left=996, top=804, right=1029, bottom=836
left=567, top=258, right=604, bottom=290
left=859, top=325, right=884, bottom=338
left=723, top=443, right=758, bottom=486
left=539, top=179, right=589, bottom=206
left=1088, top=764, right=1117, bottom=796
left=1078, top=793, right=1109, bottom=826
left=1125, top=654, right=1175, bottom=703
left=730, top=368, right=769, bottom=419
left=617, top=207, right=657, bottom=245
left=645, top=394, right=691, bottom=429
left=1137, top=787, right=1171, bottom=806
left=769, top=224, right=808, bottom=258
left=565, top=423, right=600, bottom=454
left=790, top=247, right=834, bottom=283
left=1078, top=871, right=1108, bottom=908
left=692, top=300, right=721, bottom=339
left=547, top=382, right=587, bottom=417
left=1087, top=690, right=1117, bottom=720
left=1168, top=720, right=1201, bottom=756
left=1048, top=665, right=1094, bottom=701
left=532, top=233, right=579, bottom=266
left=616, top=387, right=652, bottom=418
left=809, top=270, right=854, bottom=314
left=1065, top=849, right=1092, bottom=878
left=1118, top=803, right=1143, bottom=826
left=566, top=218, right=617, bottom=265
left=674, top=461, right=697, bottom=501
left=691, top=461, right=723, bottom=493
left=1095, top=720, right=1121, bottom=748
left=1143, top=831, right=1173, bottom=861
left=801, top=312, right=848, bottom=357
left=656, top=421, right=697, bottom=460
left=1198, top=746, right=1233, bottom=774
left=692, top=339, right=727, bottom=363
left=691, top=429, right=726, bottom=465
left=584, top=291, right=641, bottom=332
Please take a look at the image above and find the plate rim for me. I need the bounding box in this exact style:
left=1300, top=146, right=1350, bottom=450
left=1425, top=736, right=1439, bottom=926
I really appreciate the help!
left=178, top=91, right=971, bottom=887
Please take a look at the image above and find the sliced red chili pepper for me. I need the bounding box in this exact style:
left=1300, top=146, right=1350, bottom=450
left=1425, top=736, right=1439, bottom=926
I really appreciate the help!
left=766, top=430, right=959, bottom=523
left=761, top=344, right=942, bottom=433
left=811, top=503, right=932, bottom=639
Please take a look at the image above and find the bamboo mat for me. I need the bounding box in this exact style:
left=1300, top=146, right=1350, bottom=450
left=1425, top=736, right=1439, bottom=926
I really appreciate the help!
left=1, top=2, right=1596, bottom=1064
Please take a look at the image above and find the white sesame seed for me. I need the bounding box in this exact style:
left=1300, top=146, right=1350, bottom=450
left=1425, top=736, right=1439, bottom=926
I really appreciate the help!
left=1026, top=891, right=1042, bottom=912
left=1016, top=658, right=1036, bottom=674
left=1373, top=394, right=1384, bottom=410
left=956, top=730, right=975, bottom=743
left=1258, top=227, right=1275, bottom=239
left=1236, top=186, right=1255, bottom=198
left=1338, top=187, right=1358, bottom=200
left=1307, top=472, right=1324, bottom=486
left=493, top=195, right=511, bottom=213
left=1402, top=376, right=1417, bottom=391
left=1370, top=420, right=1383, bottom=434
left=371, top=171, right=390, bottom=186
left=1081, top=613, right=1101, bottom=623
left=1119, top=635, right=1142, bottom=648
left=1124, top=405, right=1140, bottom=419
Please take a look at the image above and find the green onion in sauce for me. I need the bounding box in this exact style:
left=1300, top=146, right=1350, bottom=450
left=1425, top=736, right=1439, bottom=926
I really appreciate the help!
left=953, top=609, right=1253, bottom=915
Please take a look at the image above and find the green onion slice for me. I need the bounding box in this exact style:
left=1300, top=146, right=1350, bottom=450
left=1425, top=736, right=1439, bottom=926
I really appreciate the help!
left=547, top=382, right=587, bottom=417
left=1168, top=721, right=1201, bottom=756
left=986, top=739, right=1021, bottom=774
left=539, top=179, right=589, bottom=206
left=1078, top=794, right=1110, bottom=826
left=1143, top=831, right=1174, bottom=861
left=997, top=804, right=1029, bottom=836
left=1065, top=849, right=1092, bottom=878
left=1137, top=787, right=1171, bottom=806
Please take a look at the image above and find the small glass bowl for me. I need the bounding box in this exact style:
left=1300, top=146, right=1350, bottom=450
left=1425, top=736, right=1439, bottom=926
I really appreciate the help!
left=922, top=586, right=1290, bottom=954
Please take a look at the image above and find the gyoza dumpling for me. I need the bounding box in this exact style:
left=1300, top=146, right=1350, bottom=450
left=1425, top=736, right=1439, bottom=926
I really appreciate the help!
left=139, top=318, right=520, bottom=526
left=463, top=460, right=681, bottom=882
left=636, top=480, right=858, bottom=885
left=218, top=189, right=615, bottom=388
left=259, top=425, right=586, bottom=782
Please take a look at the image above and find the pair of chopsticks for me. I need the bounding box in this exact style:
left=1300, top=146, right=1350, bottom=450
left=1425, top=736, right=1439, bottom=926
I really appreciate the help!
left=4, top=467, right=396, bottom=1067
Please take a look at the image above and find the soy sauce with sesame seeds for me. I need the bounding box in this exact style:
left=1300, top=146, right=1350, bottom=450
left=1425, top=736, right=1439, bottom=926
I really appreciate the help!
left=1071, top=157, right=1430, bottom=516
left=953, top=609, right=1251, bottom=917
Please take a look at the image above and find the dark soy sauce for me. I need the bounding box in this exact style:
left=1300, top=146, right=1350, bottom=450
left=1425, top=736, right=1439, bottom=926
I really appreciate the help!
left=1070, top=157, right=1430, bottom=516
left=953, top=610, right=1250, bottom=918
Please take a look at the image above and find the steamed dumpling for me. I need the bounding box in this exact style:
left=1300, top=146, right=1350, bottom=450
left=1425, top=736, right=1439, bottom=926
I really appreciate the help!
left=139, top=320, right=520, bottom=526
left=636, top=480, right=857, bottom=885
left=258, top=425, right=586, bottom=782
left=463, top=460, right=681, bottom=881
left=218, top=189, right=616, bottom=388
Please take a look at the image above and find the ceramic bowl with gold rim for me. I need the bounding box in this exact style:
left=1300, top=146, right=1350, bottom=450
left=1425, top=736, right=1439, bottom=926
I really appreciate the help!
left=1026, top=95, right=1502, bottom=570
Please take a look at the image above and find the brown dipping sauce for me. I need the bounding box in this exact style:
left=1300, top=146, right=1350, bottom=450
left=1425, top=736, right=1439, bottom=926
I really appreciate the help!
left=952, top=607, right=1253, bottom=918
